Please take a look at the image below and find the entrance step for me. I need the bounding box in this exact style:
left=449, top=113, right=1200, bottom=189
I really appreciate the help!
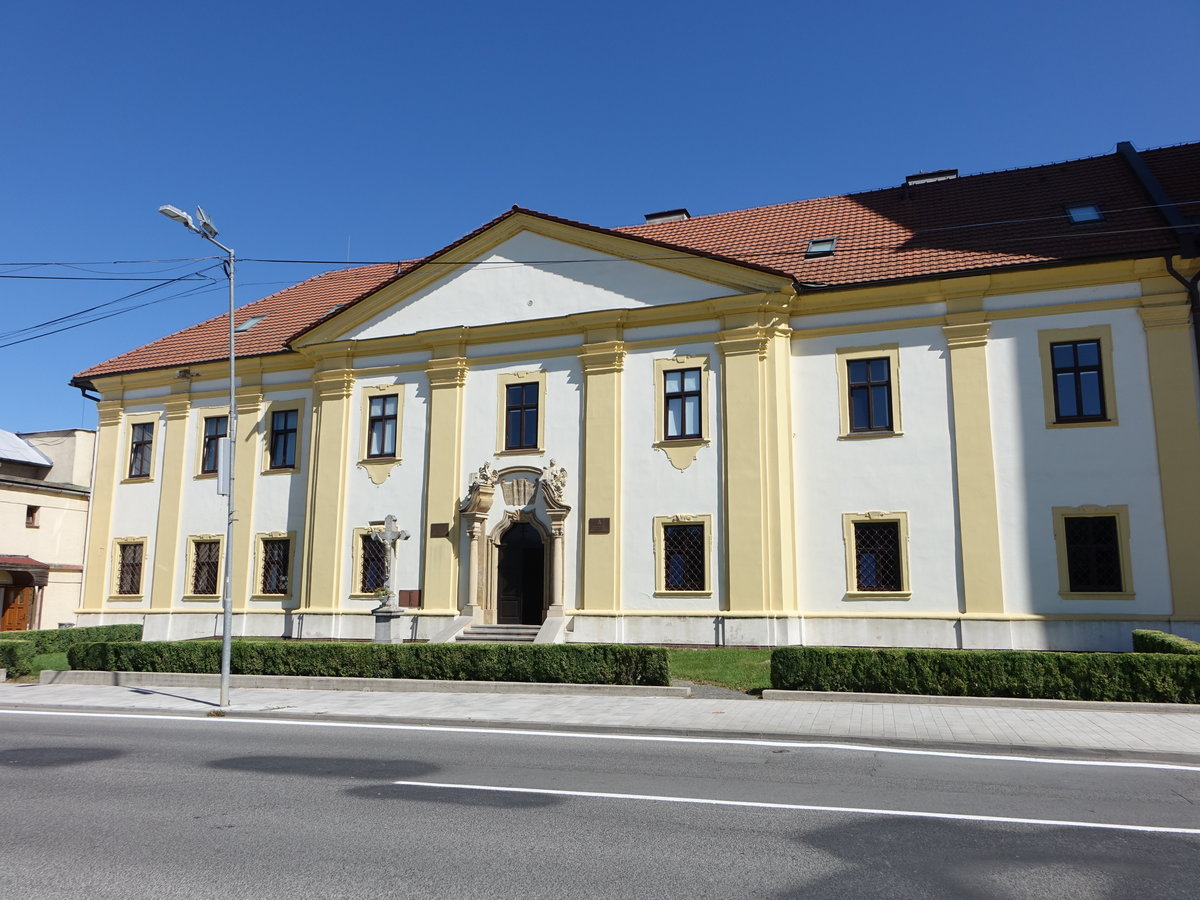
left=456, top=624, right=542, bottom=643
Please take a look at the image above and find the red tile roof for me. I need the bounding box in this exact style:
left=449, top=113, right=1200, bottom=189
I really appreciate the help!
left=74, top=142, right=1200, bottom=382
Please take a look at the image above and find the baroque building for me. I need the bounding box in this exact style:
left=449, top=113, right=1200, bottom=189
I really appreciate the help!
left=71, top=141, right=1200, bottom=649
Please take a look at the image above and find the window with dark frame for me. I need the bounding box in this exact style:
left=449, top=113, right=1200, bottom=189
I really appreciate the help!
left=367, top=395, right=398, bottom=458
left=663, top=523, right=705, bottom=592
left=360, top=533, right=388, bottom=593
left=201, top=415, right=228, bottom=474
left=128, top=422, right=154, bottom=477
left=269, top=409, right=298, bottom=469
left=853, top=521, right=903, bottom=592
left=1064, top=516, right=1123, bottom=592
left=261, top=538, right=290, bottom=594
left=847, top=358, right=893, bottom=433
left=664, top=368, right=702, bottom=440
left=117, top=543, right=143, bottom=595
left=191, top=540, right=220, bottom=595
left=25, top=505, right=39, bottom=528
left=1050, top=340, right=1106, bottom=422
left=504, top=382, right=539, bottom=451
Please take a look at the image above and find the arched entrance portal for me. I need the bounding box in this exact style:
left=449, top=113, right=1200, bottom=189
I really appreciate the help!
left=496, top=522, right=546, bottom=625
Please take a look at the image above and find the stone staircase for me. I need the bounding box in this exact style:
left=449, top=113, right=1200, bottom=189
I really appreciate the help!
left=455, top=623, right=541, bottom=643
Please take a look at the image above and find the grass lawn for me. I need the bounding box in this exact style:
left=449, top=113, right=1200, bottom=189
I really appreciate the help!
left=666, top=648, right=773, bottom=694
left=5, top=651, right=70, bottom=683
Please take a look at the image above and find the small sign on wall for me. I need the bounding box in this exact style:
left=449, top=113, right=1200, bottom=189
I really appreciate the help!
left=588, top=517, right=611, bottom=535
left=429, top=523, right=450, bottom=538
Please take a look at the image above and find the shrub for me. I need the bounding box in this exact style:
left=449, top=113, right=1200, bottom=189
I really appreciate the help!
left=770, top=646, right=1200, bottom=703
left=67, top=640, right=670, bottom=686
left=1, top=624, right=142, bottom=655
left=1131, top=629, right=1200, bottom=655
left=0, top=641, right=35, bottom=678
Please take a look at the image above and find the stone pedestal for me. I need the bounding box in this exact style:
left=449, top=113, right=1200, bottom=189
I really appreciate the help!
left=373, top=607, right=408, bottom=644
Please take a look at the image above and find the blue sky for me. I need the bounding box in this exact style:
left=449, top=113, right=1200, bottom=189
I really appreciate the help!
left=2, top=0, right=1194, bottom=433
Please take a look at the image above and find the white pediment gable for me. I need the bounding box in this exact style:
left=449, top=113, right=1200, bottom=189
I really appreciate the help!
left=338, top=231, right=740, bottom=341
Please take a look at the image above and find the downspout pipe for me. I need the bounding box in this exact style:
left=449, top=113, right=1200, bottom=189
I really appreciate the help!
left=1164, top=255, right=1200, bottom=375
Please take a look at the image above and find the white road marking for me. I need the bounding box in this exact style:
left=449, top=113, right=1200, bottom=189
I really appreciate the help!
left=390, top=779, right=1200, bottom=835
left=2, top=707, right=1198, bottom=772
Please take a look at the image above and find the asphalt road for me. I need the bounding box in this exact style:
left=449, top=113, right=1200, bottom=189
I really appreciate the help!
left=1, top=710, right=1197, bottom=899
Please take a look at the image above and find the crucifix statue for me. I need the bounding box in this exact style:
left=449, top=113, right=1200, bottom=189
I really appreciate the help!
left=370, top=514, right=407, bottom=611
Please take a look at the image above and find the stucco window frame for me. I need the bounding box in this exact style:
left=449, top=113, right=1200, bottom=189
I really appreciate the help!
left=183, top=534, right=225, bottom=600
left=357, top=386, right=404, bottom=484
left=253, top=531, right=296, bottom=600
left=1051, top=505, right=1134, bottom=600
left=653, top=355, right=711, bottom=471
left=495, top=369, right=547, bottom=456
left=260, top=402, right=305, bottom=474
left=349, top=525, right=389, bottom=600
left=842, top=511, right=911, bottom=600
left=122, top=412, right=160, bottom=482
left=195, top=409, right=230, bottom=479
left=1037, top=324, right=1118, bottom=429
left=835, top=345, right=903, bottom=439
left=652, top=514, right=713, bottom=597
left=110, top=537, right=148, bottom=599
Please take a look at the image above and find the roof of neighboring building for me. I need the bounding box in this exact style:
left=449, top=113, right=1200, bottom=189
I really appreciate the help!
left=73, top=141, right=1200, bottom=382
left=0, top=429, right=53, bottom=467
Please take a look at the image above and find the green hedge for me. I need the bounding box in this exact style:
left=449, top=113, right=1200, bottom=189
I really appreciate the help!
left=770, top=646, right=1200, bottom=703
left=66, top=640, right=670, bottom=686
left=0, top=641, right=35, bottom=678
left=0, top=624, right=142, bottom=654
left=1131, top=629, right=1200, bottom=655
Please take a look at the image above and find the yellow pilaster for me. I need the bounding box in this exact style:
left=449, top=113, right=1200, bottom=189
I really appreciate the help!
left=716, top=301, right=798, bottom=613
left=81, top=401, right=122, bottom=610
left=231, top=386, right=262, bottom=606
left=421, top=351, right=468, bottom=612
left=578, top=333, right=625, bottom=611
left=1139, top=296, right=1200, bottom=616
left=301, top=367, right=354, bottom=609
left=149, top=395, right=191, bottom=609
left=943, top=318, right=1005, bottom=613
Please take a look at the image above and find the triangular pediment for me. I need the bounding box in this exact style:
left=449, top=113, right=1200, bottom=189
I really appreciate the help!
left=294, top=211, right=789, bottom=347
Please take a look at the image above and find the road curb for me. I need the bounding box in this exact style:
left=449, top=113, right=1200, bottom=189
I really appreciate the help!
left=762, top=690, right=1200, bottom=714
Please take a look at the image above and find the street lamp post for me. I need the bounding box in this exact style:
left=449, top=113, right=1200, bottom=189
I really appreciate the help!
left=159, top=204, right=236, bottom=707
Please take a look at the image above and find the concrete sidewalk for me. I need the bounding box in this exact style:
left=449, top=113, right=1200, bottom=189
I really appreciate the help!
left=2, top=676, right=1199, bottom=764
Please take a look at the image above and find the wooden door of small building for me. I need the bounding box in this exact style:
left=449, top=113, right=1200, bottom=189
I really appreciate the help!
left=1, top=586, right=35, bottom=632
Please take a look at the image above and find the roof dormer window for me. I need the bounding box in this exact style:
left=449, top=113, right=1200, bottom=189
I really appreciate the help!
left=805, top=238, right=837, bottom=258
left=1065, top=204, right=1103, bottom=224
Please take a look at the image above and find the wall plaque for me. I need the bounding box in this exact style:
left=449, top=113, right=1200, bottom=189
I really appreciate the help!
left=588, top=517, right=611, bottom=535
left=429, top=522, right=451, bottom=538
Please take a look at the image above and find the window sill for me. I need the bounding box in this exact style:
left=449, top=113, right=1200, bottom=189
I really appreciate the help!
left=1058, top=591, right=1135, bottom=601
left=107, top=595, right=144, bottom=602
left=195, top=472, right=217, bottom=480
left=495, top=447, right=544, bottom=456
left=1047, top=419, right=1118, bottom=429
left=653, top=590, right=713, bottom=599
left=653, top=439, right=708, bottom=472
left=250, top=593, right=292, bottom=601
left=120, top=476, right=154, bottom=484
left=838, top=431, right=904, bottom=441
left=261, top=467, right=299, bottom=476
left=181, top=594, right=220, bottom=602
left=357, top=457, right=403, bottom=485
left=844, top=591, right=911, bottom=601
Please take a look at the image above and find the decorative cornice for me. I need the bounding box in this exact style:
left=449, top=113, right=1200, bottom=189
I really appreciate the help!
left=426, top=357, right=468, bottom=387
left=942, top=321, right=991, bottom=349
left=578, top=341, right=626, bottom=374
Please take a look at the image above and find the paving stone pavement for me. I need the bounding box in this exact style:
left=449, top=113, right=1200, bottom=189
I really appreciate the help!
left=3, top=681, right=1199, bottom=762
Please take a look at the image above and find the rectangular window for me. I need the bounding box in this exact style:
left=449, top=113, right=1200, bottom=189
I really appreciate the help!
left=852, top=521, right=903, bottom=591
left=261, top=538, right=290, bottom=594
left=117, top=543, right=144, bottom=595
left=360, top=533, right=388, bottom=593
left=663, top=523, right=705, bottom=592
left=201, top=415, right=228, bottom=474
left=367, top=395, right=398, bottom=458
left=1050, top=340, right=1106, bottom=422
left=191, top=540, right=220, bottom=595
left=847, top=358, right=893, bottom=433
left=269, top=410, right=298, bottom=469
left=664, top=368, right=702, bottom=440
left=25, top=505, right=39, bottom=528
left=1064, top=515, right=1123, bottom=592
left=504, top=382, right=539, bottom=451
left=128, top=422, right=154, bottom=477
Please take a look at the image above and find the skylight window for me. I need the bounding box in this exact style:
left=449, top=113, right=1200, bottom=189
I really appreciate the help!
left=1065, top=204, right=1103, bottom=224
left=805, top=238, right=837, bottom=258
left=234, top=315, right=267, bottom=333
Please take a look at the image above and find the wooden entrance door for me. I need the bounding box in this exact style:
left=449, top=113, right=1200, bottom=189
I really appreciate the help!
left=496, top=523, right=546, bottom=625
left=1, top=587, right=35, bottom=632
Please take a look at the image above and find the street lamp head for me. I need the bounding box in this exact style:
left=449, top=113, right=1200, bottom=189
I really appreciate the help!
left=195, top=206, right=219, bottom=239
left=158, top=204, right=197, bottom=232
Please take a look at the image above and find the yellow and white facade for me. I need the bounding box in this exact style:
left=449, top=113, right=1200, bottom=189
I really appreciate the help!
left=73, top=206, right=1200, bottom=650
